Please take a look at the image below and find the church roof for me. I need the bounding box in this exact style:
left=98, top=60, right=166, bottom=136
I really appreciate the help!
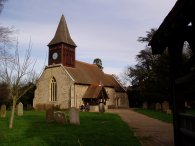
left=82, top=84, right=109, bottom=99
left=64, top=60, right=125, bottom=92
left=48, top=14, right=77, bottom=47
left=82, top=85, right=103, bottom=99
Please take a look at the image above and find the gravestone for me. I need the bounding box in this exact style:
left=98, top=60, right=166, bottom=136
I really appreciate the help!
left=166, top=109, right=172, bottom=115
left=155, top=102, right=162, bottom=111
left=142, top=102, right=148, bottom=109
left=69, top=107, right=80, bottom=125
left=185, top=101, right=191, bottom=109
left=162, top=101, right=169, bottom=112
left=46, top=108, right=54, bottom=123
left=16, top=102, right=23, bottom=116
left=1, top=104, right=6, bottom=118
left=54, top=111, right=67, bottom=125
left=99, top=103, right=105, bottom=113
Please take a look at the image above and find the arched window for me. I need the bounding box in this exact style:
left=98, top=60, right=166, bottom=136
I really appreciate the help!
left=50, top=77, right=57, bottom=101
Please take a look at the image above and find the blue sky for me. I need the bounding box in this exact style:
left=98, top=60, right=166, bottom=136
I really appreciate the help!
left=0, top=0, right=177, bottom=76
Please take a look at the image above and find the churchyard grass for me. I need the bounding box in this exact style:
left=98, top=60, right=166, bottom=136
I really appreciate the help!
left=186, top=109, right=195, bottom=115
left=0, top=111, right=140, bottom=146
left=134, top=109, right=173, bottom=123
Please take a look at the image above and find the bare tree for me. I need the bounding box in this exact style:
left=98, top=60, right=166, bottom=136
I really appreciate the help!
left=0, top=0, right=7, bottom=13
left=119, top=67, right=132, bottom=87
left=0, top=25, right=16, bottom=50
left=0, top=26, right=15, bottom=62
left=0, top=0, right=14, bottom=59
left=0, top=40, right=37, bottom=128
left=0, top=26, right=14, bottom=46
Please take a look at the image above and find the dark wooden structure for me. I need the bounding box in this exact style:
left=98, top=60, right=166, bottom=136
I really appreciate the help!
left=150, top=0, right=195, bottom=145
left=48, top=15, right=77, bottom=67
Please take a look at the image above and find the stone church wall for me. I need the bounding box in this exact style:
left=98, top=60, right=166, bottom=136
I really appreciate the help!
left=33, top=65, right=73, bottom=110
left=105, top=87, right=116, bottom=108
left=117, top=92, right=129, bottom=108
left=105, top=87, right=129, bottom=108
left=72, top=84, right=88, bottom=108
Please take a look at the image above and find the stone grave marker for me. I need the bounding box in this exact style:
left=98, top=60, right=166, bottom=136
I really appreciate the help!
left=166, top=109, right=172, bottom=115
left=54, top=111, right=67, bottom=125
left=16, top=102, right=23, bottom=116
left=46, top=108, right=54, bottom=123
left=162, top=101, right=170, bottom=112
left=155, top=102, right=162, bottom=111
left=1, top=104, right=6, bottom=118
left=142, top=102, right=148, bottom=109
left=69, top=107, right=80, bottom=125
left=99, top=103, right=105, bottom=113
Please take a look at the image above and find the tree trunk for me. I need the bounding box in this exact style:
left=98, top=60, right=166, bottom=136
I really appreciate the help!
left=9, top=97, right=16, bottom=129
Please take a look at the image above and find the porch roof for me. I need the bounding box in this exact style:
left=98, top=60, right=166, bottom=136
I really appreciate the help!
left=82, top=84, right=107, bottom=99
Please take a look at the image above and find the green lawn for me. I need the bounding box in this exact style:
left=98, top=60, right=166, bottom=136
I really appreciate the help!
left=186, top=109, right=195, bottom=115
left=0, top=111, right=140, bottom=146
left=134, top=109, right=173, bottom=123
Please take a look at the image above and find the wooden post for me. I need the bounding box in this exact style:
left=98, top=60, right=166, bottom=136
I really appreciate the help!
left=168, top=40, right=185, bottom=146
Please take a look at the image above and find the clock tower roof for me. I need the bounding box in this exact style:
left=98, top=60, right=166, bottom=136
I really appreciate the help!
left=48, top=14, right=77, bottom=47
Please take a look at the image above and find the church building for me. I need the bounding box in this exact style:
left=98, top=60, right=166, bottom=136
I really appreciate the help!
left=33, top=15, right=129, bottom=110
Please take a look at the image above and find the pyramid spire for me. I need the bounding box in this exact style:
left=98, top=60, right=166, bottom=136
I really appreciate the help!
left=48, top=14, right=76, bottom=47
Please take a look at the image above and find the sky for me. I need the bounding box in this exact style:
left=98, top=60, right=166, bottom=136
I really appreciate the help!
left=0, top=0, right=177, bottom=77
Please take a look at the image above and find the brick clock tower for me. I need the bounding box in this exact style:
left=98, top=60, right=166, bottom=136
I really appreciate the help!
left=48, top=15, right=77, bottom=67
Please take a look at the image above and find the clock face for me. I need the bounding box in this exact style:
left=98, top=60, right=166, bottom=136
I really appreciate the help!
left=52, top=52, right=58, bottom=60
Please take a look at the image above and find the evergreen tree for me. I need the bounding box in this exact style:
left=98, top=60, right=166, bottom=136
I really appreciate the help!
left=93, top=58, right=103, bottom=70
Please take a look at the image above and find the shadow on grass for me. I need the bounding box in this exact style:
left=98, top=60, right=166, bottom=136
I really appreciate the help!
left=0, top=111, right=141, bottom=146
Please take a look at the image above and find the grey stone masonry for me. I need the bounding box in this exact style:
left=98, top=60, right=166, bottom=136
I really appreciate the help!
left=142, top=102, right=148, bottom=109
left=46, top=108, right=54, bottom=123
left=99, top=103, right=105, bottom=113
left=1, top=104, right=6, bottom=118
left=69, top=107, right=80, bottom=125
left=54, top=111, right=68, bottom=125
left=16, top=102, right=23, bottom=116
left=162, top=101, right=170, bottom=112
left=155, top=102, right=162, bottom=111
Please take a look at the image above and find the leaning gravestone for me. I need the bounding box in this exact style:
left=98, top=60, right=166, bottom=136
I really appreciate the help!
left=142, top=102, right=148, bottom=109
left=1, top=104, right=6, bottom=118
left=46, top=108, right=54, bottom=123
left=155, top=102, right=162, bottom=111
left=54, top=111, right=67, bottom=125
left=16, top=102, right=23, bottom=116
left=162, top=101, right=170, bottom=112
left=99, top=103, right=105, bottom=113
left=69, top=107, right=80, bottom=125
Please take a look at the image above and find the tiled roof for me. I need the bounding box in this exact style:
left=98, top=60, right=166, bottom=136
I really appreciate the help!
left=48, top=14, right=76, bottom=47
left=64, top=60, right=125, bottom=92
left=103, top=73, right=125, bottom=92
left=82, top=84, right=109, bottom=99
left=82, top=85, right=102, bottom=99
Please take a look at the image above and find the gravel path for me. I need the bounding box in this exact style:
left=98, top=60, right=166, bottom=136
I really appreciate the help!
left=107, top=109, right=174, bottom=146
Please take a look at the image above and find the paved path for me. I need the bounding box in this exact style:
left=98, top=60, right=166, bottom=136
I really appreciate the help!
left=107, top=109, right=174, bottom=146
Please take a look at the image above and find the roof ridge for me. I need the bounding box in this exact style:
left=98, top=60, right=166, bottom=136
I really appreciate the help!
left=76, top=60, right=97, bottom=67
